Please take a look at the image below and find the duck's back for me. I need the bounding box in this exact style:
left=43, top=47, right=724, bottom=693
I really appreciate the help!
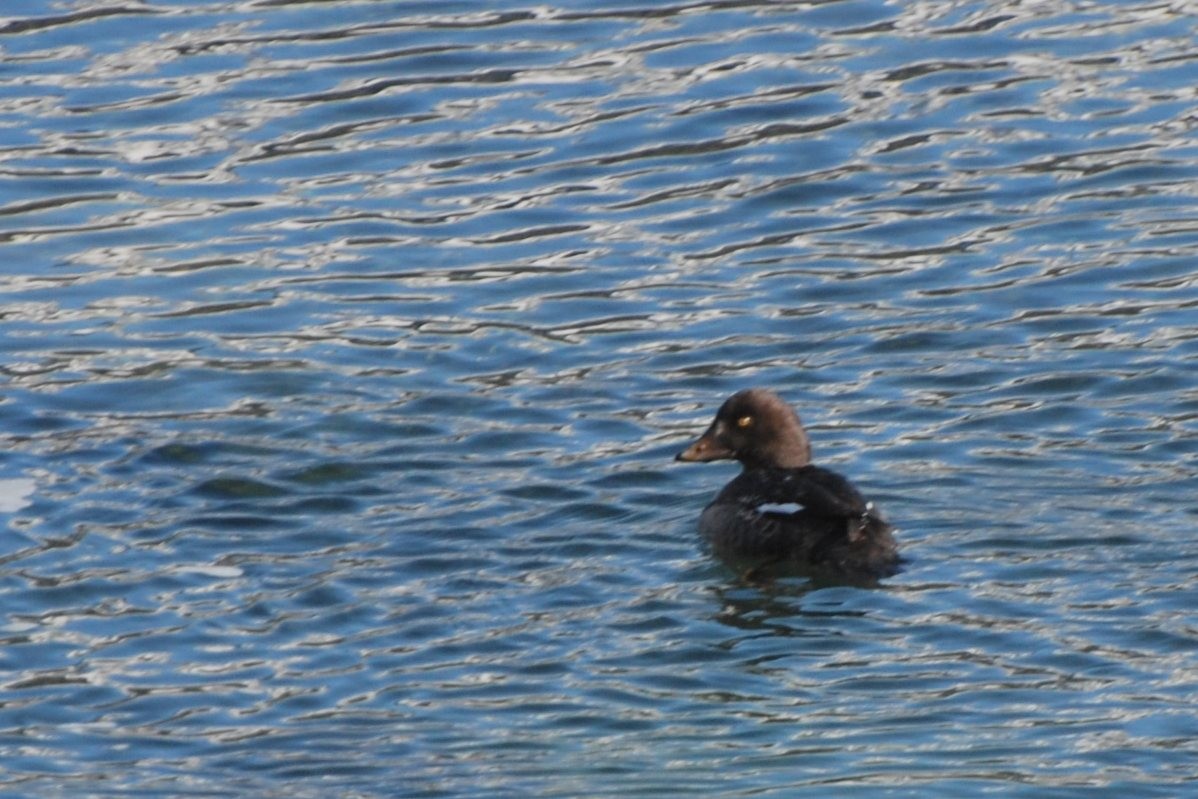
left=699, top=466, right=900, bottom=579
left=700, top=503, right=898, bottom=577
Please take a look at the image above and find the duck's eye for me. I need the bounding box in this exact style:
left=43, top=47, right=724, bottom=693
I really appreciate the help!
left=736, top=415, right=753, bottom=428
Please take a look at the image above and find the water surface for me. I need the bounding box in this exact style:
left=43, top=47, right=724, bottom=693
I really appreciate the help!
left=2, top=1, right=1197, bottom=796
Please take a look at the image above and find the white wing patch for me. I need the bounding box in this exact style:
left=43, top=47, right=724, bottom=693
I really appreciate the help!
left=754, top=502, right=804, bottom=515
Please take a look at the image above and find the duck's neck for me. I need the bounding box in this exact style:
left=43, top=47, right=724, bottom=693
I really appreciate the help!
left=740, top=450, right=810, bottom=471
left=767, top=431, right=811, bottom=469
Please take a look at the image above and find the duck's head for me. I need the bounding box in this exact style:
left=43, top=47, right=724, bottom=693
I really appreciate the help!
left=675, top=388, right=812, bottom=469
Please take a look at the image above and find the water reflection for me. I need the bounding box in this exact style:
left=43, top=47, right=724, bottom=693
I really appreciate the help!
left=2, top=0, right=1198, bottom=795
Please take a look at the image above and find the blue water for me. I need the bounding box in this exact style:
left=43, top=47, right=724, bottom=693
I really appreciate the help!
left=2, top=1, right=1198, bottom=796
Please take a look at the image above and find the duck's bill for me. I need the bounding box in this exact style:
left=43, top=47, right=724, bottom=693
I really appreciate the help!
left=675, top=431, right=734, bottom=462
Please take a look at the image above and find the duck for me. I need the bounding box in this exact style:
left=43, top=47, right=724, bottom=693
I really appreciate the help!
left=676, top=388, right=899, bottom=580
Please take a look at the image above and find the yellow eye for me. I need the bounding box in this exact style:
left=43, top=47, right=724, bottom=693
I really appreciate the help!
left=736, top=415, right=753, bottom=428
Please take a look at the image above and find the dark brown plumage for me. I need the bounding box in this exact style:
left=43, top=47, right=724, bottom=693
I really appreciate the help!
left=677, top=389, right=900, bottom=580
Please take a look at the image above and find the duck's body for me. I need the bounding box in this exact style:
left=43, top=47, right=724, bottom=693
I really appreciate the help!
left=677, top=389, right=899, bottom=580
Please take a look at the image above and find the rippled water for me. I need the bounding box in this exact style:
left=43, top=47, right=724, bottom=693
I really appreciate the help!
left=2, top=1, right=1198, bottom=796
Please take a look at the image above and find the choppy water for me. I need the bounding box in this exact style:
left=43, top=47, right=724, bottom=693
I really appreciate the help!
left=2, top=1, right=1198, bottom=796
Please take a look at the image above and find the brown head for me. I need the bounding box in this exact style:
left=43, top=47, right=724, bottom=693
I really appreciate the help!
left=675, top=388, right=812, bottom=469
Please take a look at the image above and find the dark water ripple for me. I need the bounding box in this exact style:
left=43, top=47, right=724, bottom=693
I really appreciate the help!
left=2, top=1, right=1198, bottom=796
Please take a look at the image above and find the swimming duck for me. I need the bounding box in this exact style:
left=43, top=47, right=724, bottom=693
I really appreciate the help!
left=676, top=389, right=899, bottom=580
